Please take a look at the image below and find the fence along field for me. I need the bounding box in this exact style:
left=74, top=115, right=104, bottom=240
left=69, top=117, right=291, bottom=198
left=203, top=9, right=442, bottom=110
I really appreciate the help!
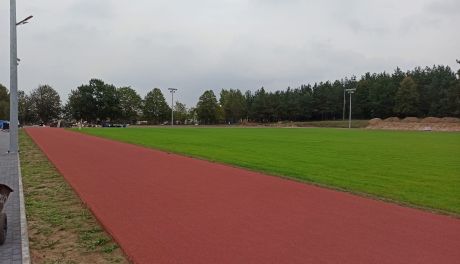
left=78, top=127, right=460, bottom=215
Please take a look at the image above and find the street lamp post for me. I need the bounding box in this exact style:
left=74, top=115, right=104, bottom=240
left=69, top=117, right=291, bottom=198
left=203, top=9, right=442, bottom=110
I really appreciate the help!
left=168, top=88, right=177, bottom=126
left=342, top=88, right=346, bottom=120
left=9, top=0, right=18, bottom=153
left=9, top=0, right=33, bottom=153
left=345, top=88, right=356, bottom=129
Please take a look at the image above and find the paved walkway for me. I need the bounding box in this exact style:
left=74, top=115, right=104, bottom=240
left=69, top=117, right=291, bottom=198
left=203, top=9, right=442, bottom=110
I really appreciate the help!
left=0, top=131, right=30, bottom=264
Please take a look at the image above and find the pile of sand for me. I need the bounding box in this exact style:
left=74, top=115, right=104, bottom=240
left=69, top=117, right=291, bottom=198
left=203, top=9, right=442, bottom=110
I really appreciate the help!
left=384, top=117, right=400, bottom=122
left=367, top=116, right=460, bottom=132
left=441, top=117, right=460, bottom=123
left=401, top=117, right=419, bottom=123
left=368, top=118, right=382, bottom=125
left=421, top=117, right=441, bottom=123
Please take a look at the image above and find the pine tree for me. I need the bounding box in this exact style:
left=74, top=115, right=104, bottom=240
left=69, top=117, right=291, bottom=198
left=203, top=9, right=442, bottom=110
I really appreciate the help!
left=394, top=76, right=420, bottom=117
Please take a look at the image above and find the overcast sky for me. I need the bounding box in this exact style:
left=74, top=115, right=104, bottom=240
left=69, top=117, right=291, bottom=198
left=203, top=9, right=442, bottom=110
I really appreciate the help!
left=1, top=0, right=459, bottom=106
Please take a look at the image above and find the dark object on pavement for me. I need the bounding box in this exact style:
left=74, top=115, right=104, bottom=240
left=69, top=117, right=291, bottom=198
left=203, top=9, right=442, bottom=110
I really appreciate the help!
left=0, top=184, right=13, bottom=245
left=0, top=120, right=9, bottom=130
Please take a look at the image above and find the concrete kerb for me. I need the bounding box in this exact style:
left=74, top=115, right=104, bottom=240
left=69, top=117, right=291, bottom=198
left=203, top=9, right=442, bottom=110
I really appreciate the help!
left=1, top=129, right=30, bottom=263
left=17, top=155, right=30, bottom=264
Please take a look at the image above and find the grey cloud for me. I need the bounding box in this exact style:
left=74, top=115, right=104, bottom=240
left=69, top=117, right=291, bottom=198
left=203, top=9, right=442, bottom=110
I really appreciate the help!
left=0, top=0, right=459, bottom=107
left=425, top=0, right=460, bottom=15
left=69, top=0, right=114, bottom=20
left=346, top=19, right=388, bottom=35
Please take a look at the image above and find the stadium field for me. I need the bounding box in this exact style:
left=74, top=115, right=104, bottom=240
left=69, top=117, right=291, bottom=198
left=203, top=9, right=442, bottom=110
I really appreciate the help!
left=77, top=127, right=460, bottom=215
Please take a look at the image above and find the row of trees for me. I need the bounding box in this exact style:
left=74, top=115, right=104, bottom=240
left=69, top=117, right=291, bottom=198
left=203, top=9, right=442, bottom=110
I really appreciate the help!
left=0, top=62, right=459, bottom=125
left=196, top=63, right=460, bottom=123
left=65, top=79, right=191, bottom=124
left=1, top=80, right=189, bottom=125
left=21, top=85, right=61, bottom=124
left=1, top=84, right=62, bottom=124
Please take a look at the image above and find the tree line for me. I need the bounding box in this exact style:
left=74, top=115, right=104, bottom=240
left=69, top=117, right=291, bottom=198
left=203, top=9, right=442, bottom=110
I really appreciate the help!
left=0, top=62, right=459, bottom=125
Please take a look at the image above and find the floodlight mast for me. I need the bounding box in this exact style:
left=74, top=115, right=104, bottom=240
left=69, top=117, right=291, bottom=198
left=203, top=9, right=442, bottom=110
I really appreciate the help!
left=346, top=88, right=356, bottom=129
left=168, top=88, right=178, bottom=126
left=9, top=0, right=32, bottom=153
left=343, top=88, right=346, bottom=120
left=9, top=0, right=18, bottom=153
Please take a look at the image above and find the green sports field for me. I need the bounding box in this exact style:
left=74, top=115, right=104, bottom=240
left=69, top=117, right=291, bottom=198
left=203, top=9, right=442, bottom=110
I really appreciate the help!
left=77, top=127, right=460, bottom=215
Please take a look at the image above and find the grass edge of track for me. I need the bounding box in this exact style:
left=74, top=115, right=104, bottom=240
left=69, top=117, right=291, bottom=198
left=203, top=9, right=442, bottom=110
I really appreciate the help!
left=73, top=127, right=460, bottom=218
left=20, top=129, right=130, bottom=263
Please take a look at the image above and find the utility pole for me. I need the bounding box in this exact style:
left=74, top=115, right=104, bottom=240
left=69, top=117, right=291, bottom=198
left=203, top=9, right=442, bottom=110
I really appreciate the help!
left=168, top=88, right=177, bottom=126
left=342, top=88, right=346, bottom=120
left=9, top=0, right=32, bottom=153
left=346, top=88, right=356, bottom=129
left=9, top=0, right=18, bottom=153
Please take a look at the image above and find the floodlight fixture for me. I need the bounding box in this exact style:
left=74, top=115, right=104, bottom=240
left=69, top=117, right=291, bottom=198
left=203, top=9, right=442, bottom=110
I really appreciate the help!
left=168, top=88, right=178, bottom=126
left=346, top=88, right=357, bottom=128
left=16, top=15, right=33, bottom=26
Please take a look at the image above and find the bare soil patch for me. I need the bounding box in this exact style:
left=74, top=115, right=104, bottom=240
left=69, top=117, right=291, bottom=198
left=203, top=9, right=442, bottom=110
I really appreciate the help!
left=402, top=117, right=419, bottom=123
left=367, top=117, right=460, bottom=131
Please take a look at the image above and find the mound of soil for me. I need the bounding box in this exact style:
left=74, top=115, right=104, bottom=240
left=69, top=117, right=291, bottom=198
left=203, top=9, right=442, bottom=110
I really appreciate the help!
left=384, top=117, right=400, bottom=122
left=421, top=117, right=441, bottom=123
left=402, top=117, right=420, bottom=123
left=368, top=118, right=382, bottom=125
left=441, top=117, right=460, bottom=123
left=367, top=116, right=460, bottom=132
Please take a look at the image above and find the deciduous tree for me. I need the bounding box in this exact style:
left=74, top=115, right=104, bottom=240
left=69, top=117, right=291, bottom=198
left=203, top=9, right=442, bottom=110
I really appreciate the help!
left=0, top=84, right=9, bottom=120
left=18, top=90, right=35, bottom=124
left=219, top=89, right=246, bottom=123
left=196, top=90, right=219, bottom=124
left=143, top=88, right=170, bottom=124
left=174, top=101, right=188, bottom=124
left=29, top=85, right=61, bottom=123
left=117, top=86, right=142, bottom=123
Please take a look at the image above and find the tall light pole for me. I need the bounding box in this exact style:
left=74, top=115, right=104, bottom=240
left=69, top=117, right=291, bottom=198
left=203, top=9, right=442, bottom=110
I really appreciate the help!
left=346, top=88, right=356, bottom=129
left=342, top=88, right=346, bottom=120
left=9, top=0, right=32, bottom=153
left=168, top=88, right=177, bottom=126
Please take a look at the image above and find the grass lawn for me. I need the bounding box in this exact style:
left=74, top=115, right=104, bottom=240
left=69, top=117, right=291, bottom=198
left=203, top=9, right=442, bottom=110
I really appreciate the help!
left=77, top=127, right=460, bottom=215
left=20, top=130, right=128, bottom=263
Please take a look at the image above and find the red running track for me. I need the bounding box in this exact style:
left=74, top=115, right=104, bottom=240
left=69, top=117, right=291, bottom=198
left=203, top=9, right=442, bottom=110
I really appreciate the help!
left=25, top=128, right=460, bottom=264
